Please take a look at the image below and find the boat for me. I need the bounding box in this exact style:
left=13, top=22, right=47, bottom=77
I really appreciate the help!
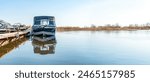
left=0, top=20, right=14, bottom=33
left=31, top=16, right=56, bottom=36
left=0, top=20, right=30, bottom=40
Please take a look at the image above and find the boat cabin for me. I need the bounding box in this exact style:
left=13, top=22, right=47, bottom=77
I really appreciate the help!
left=32, top=16, right=56, bottom=36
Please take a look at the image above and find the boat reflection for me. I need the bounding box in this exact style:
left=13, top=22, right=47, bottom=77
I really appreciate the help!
left=0, top=36, right=27, bottom=58
left=32, top=36, right=56, bottom=55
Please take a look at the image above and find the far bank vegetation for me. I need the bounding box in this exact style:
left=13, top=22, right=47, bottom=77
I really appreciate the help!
left=57, top=23, right=150, bottom=32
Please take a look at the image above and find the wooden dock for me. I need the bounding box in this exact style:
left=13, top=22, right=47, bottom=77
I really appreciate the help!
left=0, top=28, right=31, bottom=40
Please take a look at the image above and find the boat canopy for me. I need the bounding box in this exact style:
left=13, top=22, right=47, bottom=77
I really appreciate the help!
left=0, top=20, right=12, bottom=29
left=33, top=16, right=55, bottom=26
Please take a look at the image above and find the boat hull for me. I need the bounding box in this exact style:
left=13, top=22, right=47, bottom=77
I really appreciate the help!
left=32, top=26, right=55, bottom=36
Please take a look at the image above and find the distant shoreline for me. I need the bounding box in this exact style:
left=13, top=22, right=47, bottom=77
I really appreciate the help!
left=57, top=26, right=150, bottom=32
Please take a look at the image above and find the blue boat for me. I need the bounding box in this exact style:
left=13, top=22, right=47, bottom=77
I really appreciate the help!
left=32, top=16, right=56, bottom=36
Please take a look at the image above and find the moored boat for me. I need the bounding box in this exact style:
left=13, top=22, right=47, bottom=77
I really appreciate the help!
left=0, top=20, right=30, bottom=40
left=31, top=16, right=56, bottom=36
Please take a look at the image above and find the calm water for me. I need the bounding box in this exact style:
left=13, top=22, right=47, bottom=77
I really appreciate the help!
left=1, top=30, right=150, bottom=65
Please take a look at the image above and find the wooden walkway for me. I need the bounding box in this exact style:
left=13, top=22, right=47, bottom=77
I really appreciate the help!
left=0, top=28, right=30, bottom=40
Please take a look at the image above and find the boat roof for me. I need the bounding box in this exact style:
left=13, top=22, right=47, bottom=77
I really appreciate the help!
left=34, top=16, right=54, bottom=19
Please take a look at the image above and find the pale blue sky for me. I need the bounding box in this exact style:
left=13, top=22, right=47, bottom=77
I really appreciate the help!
left=0, top=0, right=150, bottom=26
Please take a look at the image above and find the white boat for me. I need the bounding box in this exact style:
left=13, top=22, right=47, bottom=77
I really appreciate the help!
left=0, top=20, right=30, bottom=39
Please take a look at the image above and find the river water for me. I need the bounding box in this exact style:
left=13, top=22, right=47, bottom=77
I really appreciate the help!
left=1, top=30, right=150, bottom=65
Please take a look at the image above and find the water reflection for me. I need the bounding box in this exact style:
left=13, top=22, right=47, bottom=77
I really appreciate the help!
left=32, top=36, right=56, bottom=55
left=0, top=36, right=27, bottom=58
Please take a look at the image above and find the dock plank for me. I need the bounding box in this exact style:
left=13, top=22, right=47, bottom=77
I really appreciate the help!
left=0, top=28, right=30, bottom=40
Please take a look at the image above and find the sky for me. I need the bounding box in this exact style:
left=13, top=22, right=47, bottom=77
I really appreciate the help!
left=0, top=0, right=150, bottom=26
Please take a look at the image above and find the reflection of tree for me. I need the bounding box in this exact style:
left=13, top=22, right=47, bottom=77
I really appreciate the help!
left=32, top=36, right=56, bottom=55
left=0, top=36, right=27, bottom=58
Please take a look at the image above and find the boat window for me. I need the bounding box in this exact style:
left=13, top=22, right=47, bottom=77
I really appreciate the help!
left=34, top=21, right=40, bottom=25
left=50, top=18, right=54, bottom=21
left=49, top=21, right=54, bottom=25
left=41, top=19, right=49, bottom=25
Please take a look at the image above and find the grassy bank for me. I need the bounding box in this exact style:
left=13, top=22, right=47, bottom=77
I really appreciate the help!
left=57, top=25, right=150, bottom=32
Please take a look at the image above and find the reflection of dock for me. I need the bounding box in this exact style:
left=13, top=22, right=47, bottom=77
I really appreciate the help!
left=32, top=36, right=56, bottom=55
left=0, top=36, right=27, bottom=58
